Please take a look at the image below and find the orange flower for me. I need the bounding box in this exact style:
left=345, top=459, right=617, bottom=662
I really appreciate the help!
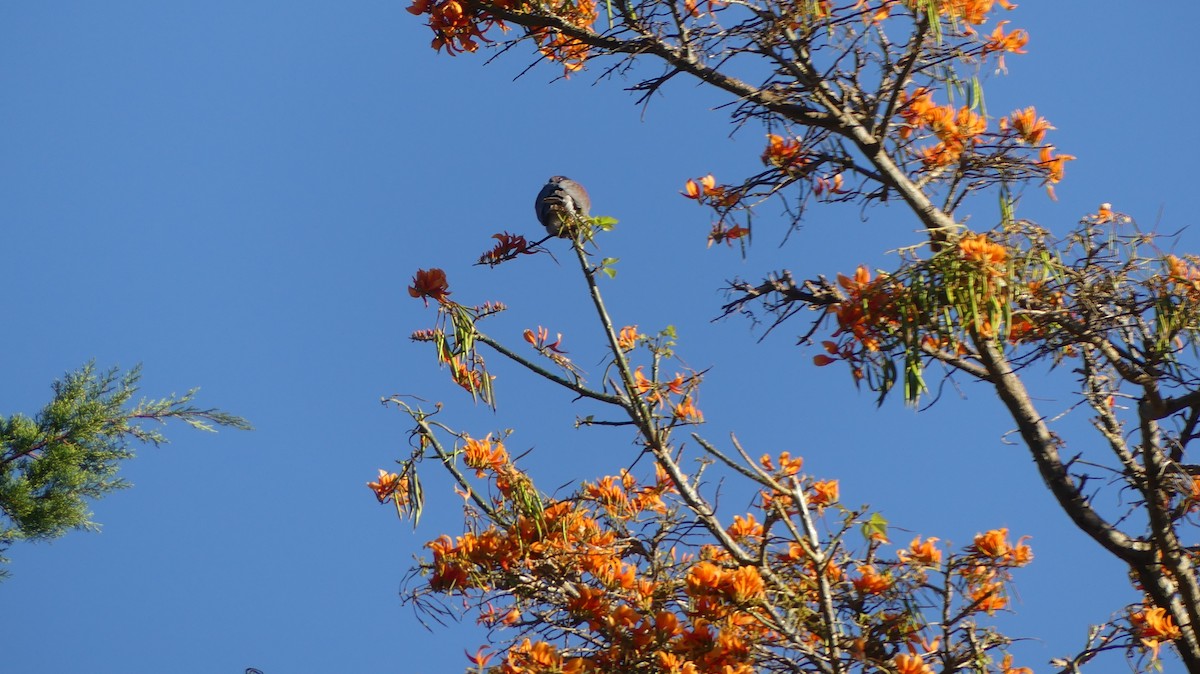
left=852, top=565, right=892, bottom=595
left=971, top=528, right=1010, bottom=558
left=524, top=325, right=567, bottom=353
left=1007, top=316, right=1039, bottom=344
left=727, top=514, right=763, bottom=540
left=1004, top=106, right=1053, bottom=145
left=1036, top=144, right=1075, bottom=189
left=724, top=565, right=765, bottom=602
left=1131, top=606, right=1182, bottom=645
left=969, top=580, right=1007, bottom=613
left=898, top=536, right=942, bottom=567
left=465, top=646, right=494, bottom=669
left=686, top=561, right=726, bottom=595
left=633, top=366, right=657, bottom=400
left=759, top=451, right=804, bottom=476
left=838, top=265, right=872, bottom=293
left=1007, top=536, right=1033, bottom=566
left=664, top=373, right=687, bottom=395
left=762, top=133, right=807, bottom=169
left=1093, top=202, right=1114, bottom=223
left=892, top=653, right=934, bottom=674
left=898, top=87, right=936, bottom=138
left=673, top=395, right=704, bottom=422
left=617, top=325, right=641, bottom=351
left=809, top=479, right=839, bottom=507
left=983, top=20, right=1027, bottom=69
left=958, top=233, right=1007, bottom=266
left=953, top=106, right=987, bottom=140
left=462, top=434, right=509, bottom=476
left=504, top=639, right=564, bottom=670
left=915, top=142, right=960, bottom=168
left=409, top=268, right=451, bottom=305
left=999, top=654, right=1032, bottom=674
left=367, top=469, right=402, bottom=502
left=682, top=173, right=719, bottom=200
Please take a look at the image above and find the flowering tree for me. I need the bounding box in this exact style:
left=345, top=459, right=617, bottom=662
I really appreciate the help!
left=386, top=227, right=1039, bottom=674
left=379, top=0, right=1197, bottom=671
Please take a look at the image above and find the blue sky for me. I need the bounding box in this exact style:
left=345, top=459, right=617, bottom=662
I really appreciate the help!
left=0, top=2, right=1193, bottom=672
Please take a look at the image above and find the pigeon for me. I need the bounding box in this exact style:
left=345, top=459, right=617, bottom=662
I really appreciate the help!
left=535, top=176, right=591, bottom=237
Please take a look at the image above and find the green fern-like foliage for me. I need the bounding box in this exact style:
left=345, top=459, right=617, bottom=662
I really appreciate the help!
left=0, top=363, right=251, bottom=578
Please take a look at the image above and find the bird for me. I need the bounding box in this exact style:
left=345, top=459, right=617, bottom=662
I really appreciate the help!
left=535, top=176, right=590, bottom=237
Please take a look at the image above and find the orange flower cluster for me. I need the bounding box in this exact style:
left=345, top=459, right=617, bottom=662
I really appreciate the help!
left=530, top=0, right=598, bottom=73
left=759, top=451, right=804, bottom=477
left=1164, top=254, right=1200, bottom=301
left=406, top=0, right=596, bottom=73
left=582, top=467, right=671, bottom=518
left=406, top=0, right=514, bottom=54
left=682, top=174, right=724, bottom=203
left=813, top=264, right=921, bottom=383
left=1008, top=280, right=1064, bottom=345
left=970, top=528, right=1032, bottom=565
left=367, top=469, right=408, bottom=503
left=447, top=354, right=490, bottom=396
left=761, top=134, right=809, bottom=171
left=899, top=88, right=987, bottom=168
left=995, top=108, right=1074, bottom=195
left=420, top=462, right=787, bottom=673
left=958, top=233, right=1007, bottom=268
left=633, top=366, right=704, bottom=422
left=954, top=529, right=1033, bottom=614
left=687, top=560, right=766, bottom=604
left=1130, top=606, right=1182, bottom=660
left=827, top=266, right=901, bottom=362
left=390, top=422, right=1041, bottom=674
left=495, top=639, right=585, bottom=674
left=682, top=175, right=749, bottom=247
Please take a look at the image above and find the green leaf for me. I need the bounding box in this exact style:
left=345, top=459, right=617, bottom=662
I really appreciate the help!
left=600, top=257, right=619, bottom=279
left=862, top=512, right=889, bottom=543
left=592, top=216, right=618, bottom=231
